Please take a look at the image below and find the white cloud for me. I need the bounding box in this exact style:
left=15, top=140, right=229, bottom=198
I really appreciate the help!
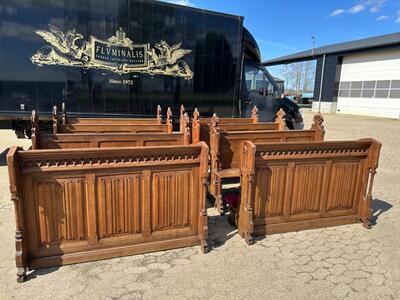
left=348, top=4, right=366, bottom=14
left=161, top=0, right=195, bottom=6
left=330, top=9, right=346, bottom=17
left=396, top=11, right=400, bottom=23
left=376, top=15, right=388, bottom=21
left=365, top=0, right=386, bottom=13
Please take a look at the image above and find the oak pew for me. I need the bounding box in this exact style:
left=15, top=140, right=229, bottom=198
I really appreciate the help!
left=50, top=106, right=173, bottom=134
left=59, top=102, right=163, bottom=125
left=31, top=110, right=191, bottom=149
left=209, top=113, right=325, bottom=214
left=191, top=106, right=287, bottom=145
left=7, top=143, right=209, bottom=282
left=237, top=139, right=381, bottom=245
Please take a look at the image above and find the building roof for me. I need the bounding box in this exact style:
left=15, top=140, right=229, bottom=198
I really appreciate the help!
left=263, top=32, right=400, bottom=66
left=272, top=76, right=284, bottom=82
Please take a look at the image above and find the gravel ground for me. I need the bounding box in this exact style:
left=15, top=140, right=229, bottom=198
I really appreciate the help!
left=0, top=111, right=399, bottom=299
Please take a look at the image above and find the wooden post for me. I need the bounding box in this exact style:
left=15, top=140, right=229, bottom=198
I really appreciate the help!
left=275, top=108, right=286, bottom=131
left=238, top=141, right=256, bottom=245
left=7, top=147, right=27, bottom=282
left=360, top=140, right=382, bottom=229
left=179, top=105, right=185, bottom=133
left=31, top=110, right=39, bottom=149
left=251, top=106, right=259, bottom=123
left=183, top=112, right=191, bottom=145
left=192, top=108, right=200, bottom=144
left=61, top=102, right=66, bottom=124
left=52, top=105, right=58, bottom=134
left=156, top=105, right=162, bottom=124
left=166, top=107, right=173, bottom=133
left=311, top=112, right=325, bottom=141
left=198, top=142, right=209, bottom=253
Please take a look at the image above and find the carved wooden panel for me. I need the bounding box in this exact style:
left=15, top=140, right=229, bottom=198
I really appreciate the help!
left=254, top=166, right=286, bottom=218
left=96, top=175, right=142, bottom=238
left=151, top=171, right=192, bottom=231
left=290, top=163, right=324, bottom=215
left=326, top=162, right=361, bottom=211
left=33, top=178, right=87, bottom=245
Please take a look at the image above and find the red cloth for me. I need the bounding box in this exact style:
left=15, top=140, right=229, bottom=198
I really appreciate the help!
left=225, top=193, right=239, bottom=209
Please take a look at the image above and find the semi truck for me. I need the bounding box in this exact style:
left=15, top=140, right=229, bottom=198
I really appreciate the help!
left=0, top=0, right=303, bottom=137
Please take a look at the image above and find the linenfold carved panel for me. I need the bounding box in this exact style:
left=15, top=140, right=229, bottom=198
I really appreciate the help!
left=327, top=162, right=360, bottom=211
left=152, top=171, right=192, bottom=231
left=96, top=175, right=142, bottom=238
left=290, top=164, right=324, bottom=214
left=254, top=166, right=286, bottom=218
left=33, top=178, right=87, bottom=245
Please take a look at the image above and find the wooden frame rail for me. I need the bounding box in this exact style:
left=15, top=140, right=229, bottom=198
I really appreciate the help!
left=191, top=106, right=287, bottom=145
left=7, top=143, right=209, bottom=282
left=50, top=105, right=173, bottom=134
left=238, top=139, right=381, bottom=244
left=32, top=110, right=191, bottom=149
left=209, top=113, right=325, bottom=214
left=60, top=102, right=163, bottom=125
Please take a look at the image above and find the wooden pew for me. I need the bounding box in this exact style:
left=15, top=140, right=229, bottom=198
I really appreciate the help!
left=237, top=139, right=381, bottom=245
left=191, top=106, right=286, bottom=145
left=59, top=102, right=163, bottom=125
left=209, top=113, right=325, bottom=214
left=34, top=107, right=174, bottom=134
left=32, top=110, right=191, bottom=150
left=7, top=143, right=209, bottom=282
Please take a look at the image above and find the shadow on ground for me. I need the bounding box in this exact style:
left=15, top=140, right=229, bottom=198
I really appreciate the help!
left=25, top=266, right=61, bottom=282
left=0, top=148, right=9, bottom=166
left=371, top=198, right=393, bottom=225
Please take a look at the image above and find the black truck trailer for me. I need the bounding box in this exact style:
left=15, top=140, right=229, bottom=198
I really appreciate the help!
left=0, top=0, right=303, bottom=137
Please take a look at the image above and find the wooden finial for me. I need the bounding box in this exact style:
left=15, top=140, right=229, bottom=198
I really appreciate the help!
left=251, top=106, right=259, bottom=123
left=31, top=110, right=39, bottom=149
left=210, top=113, right=219, bottom=128
left=52, top=105, right=58, bottom=134
left=166, top=107, right=173, bottom=133
left=311, top=112, right=325, bottom=140
left=180, top=105, right=185, bottom=133
left=275, top=108, right=286, bottom=130
left=156, top=105, right=162, bottom=124
left=192, top=108, right=200, bottom=143
left=61, top=102, right=66, bottom=124
left=183, top=112, right=191, bottom=145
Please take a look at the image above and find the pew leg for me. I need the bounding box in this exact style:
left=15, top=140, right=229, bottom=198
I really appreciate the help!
left=361, top=217, right=372, bottom=229
left=244, top=233, right=254, bottom=245
left=200, top=239, right=208, bottom=254
left=16, top=267, right=26, bottom=283
left=214, top=176, right=224, bottom=215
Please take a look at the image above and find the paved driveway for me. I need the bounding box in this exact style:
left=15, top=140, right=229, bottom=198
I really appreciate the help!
left=0, top=112, right=399, bottom=299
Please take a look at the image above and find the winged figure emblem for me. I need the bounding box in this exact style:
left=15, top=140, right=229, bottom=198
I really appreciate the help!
left=31, top=25, right=193, bottom=79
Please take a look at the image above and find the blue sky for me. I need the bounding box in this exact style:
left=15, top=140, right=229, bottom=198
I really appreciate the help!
left=162, top=0, right=400, bottom=61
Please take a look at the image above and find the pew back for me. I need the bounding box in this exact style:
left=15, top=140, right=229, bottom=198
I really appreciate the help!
left=33, top=132, right=190, bottom=149
left=7, top=143, right=209, bottom=277
left=238, top=139, right=381, bottom=244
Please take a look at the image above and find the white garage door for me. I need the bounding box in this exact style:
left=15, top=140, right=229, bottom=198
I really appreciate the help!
left=337, top=48, right=400, bottom=119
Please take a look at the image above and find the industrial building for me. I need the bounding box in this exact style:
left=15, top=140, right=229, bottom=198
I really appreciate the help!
left=264, top=32, right=400, bottom=119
